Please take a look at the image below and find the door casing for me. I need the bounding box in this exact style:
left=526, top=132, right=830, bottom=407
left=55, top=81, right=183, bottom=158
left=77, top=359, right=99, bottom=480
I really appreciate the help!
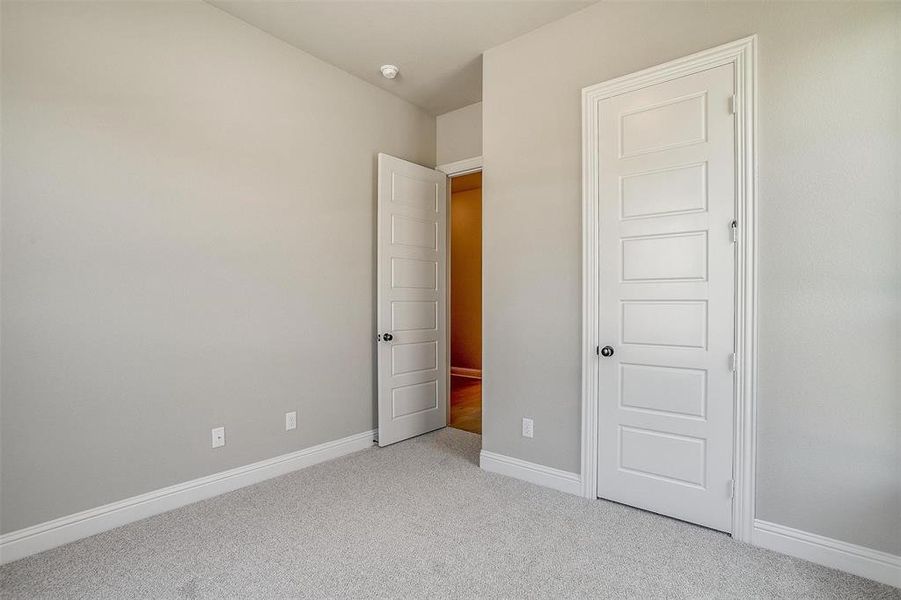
left=580, top=36, right=758, bottom=541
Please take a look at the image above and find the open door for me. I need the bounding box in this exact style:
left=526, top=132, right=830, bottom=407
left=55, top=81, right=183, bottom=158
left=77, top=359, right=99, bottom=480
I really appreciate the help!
left=377, top=153, right=447, bottom=447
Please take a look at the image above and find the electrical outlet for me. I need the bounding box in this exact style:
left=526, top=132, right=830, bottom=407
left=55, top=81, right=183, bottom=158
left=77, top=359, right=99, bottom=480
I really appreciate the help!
left=522, top=417, right=534, bottom=439
left=285, top=411, right=297, bottom=431
left=211, top=426, right=225, bottom=448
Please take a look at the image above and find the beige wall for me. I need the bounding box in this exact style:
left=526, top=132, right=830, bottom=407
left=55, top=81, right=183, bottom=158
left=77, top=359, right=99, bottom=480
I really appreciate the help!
left=450, top=173, right=482, bottom=371
left=0, top=0, right=435, bottom=533
left=482, top=1, right=900, bottom=554
left=436, top=102, right=482, bottom=165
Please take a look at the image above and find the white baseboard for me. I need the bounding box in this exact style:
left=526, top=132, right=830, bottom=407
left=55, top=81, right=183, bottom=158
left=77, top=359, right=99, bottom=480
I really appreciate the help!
left=753, top=519, right=900, bottom=588
left=451, top=366, right=482, bottom=379
left=479, top=450, right=581, bottom=496
left=0, top=429, right=376, bottom=565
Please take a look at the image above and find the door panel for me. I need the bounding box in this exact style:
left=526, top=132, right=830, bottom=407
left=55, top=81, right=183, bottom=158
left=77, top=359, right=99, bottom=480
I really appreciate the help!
left=620, top=163, right=707, bottom=219
left=377, top=154, right=447, bottom=447
left=596, top=64, right=735, bottom=532
left=619, top=363, right=707, bottom=418
left=621, top=232, right=708, bottom=281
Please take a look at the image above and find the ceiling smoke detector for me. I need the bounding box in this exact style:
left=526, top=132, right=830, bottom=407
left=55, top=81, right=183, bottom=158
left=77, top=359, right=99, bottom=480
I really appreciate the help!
left=380, top=64, right=399, bottom=80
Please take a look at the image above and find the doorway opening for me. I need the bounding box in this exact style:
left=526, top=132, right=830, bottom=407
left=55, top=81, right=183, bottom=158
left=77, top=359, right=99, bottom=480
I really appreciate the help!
left=448, top=171, right=482, bottom=434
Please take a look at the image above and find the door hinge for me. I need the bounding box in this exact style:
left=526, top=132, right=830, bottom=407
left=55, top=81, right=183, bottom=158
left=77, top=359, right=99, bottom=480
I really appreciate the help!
left=730, top=353, right=737, bottom=372
left=730, top=220, right=738, bottom=243
left=728, top=479, right=735, bottom=499
left=729, top=94, right=737, bottom=115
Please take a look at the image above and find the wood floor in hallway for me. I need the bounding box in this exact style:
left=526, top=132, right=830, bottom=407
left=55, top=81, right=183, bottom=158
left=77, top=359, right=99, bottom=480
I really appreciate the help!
left=450, top=375, right=481, bottom=434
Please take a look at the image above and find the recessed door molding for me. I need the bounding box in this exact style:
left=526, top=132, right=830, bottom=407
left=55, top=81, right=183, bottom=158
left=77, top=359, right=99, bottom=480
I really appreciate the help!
left=580, top=36, right=758, bottom=541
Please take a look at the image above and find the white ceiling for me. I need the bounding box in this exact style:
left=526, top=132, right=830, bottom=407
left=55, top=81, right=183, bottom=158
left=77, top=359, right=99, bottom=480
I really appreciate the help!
left=207, top=1, right=593, bottom=115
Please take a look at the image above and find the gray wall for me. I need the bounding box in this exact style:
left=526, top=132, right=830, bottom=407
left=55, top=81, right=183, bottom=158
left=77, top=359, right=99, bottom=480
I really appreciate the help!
left=436, top=102, right=482, bottom=165
left=482, top=1, right=900, bottom=554
left=0, top=0, right=435, bottom=533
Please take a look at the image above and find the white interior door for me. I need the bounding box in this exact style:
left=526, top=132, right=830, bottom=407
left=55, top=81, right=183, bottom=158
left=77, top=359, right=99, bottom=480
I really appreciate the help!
left=377, top=153, right=447, bottom=447
left=595, top=64, right=736, bottom=531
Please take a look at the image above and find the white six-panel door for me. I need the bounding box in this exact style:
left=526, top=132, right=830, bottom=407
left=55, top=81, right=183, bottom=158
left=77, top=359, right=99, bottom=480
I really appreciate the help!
left=595, top=64, right=736, bottom=531
left=377, top=154, right=448, bottom=447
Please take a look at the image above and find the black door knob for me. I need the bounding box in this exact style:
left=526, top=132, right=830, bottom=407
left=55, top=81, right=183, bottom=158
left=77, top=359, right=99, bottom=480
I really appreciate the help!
left=382, top=333, right=394, bottom=342
left=600, top=345, right=614, bottom=357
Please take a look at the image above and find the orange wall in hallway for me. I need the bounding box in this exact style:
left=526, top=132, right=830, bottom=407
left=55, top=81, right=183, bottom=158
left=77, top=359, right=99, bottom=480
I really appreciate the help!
left=450, top=173, right=482, bottom=371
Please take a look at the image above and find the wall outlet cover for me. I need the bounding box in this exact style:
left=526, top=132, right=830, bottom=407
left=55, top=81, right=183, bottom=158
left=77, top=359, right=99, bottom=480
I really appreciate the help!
left=522, top=417, right=534, bottom=439
left=211, top=426, right=225, bottom=448
left=285, top=411, right=297, bottom=431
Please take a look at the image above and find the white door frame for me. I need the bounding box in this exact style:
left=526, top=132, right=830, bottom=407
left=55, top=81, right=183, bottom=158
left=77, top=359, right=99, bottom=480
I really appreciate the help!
left=437, top=156, right=482, bottom=177
left=580, top=36, right=758, bottom=541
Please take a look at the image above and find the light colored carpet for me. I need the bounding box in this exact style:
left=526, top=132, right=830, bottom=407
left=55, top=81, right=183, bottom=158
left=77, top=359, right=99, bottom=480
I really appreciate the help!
left=1, top=428, right=898, bottom=599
